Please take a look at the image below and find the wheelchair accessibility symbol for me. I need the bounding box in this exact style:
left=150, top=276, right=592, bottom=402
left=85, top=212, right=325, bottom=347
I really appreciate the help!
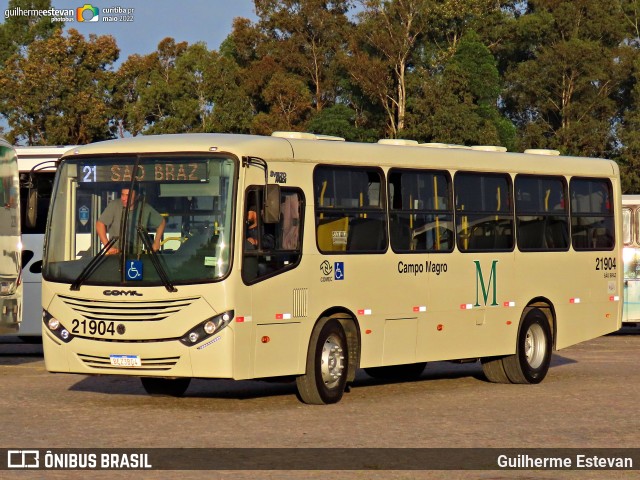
left=334, top=262, right=344, bottom=281
left=126, top=260, right=143, bottom=281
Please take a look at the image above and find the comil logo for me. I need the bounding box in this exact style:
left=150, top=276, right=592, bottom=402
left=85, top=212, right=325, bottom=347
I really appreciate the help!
left=76, top=4, right=99, bottom=22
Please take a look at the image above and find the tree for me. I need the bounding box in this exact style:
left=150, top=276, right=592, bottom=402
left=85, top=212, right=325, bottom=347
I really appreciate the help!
left=253, top=0, right=353, bottom=111
left=0, top=0, right=62, bottom=66
left=406, top=31, right=515, bottom=148
left=345, top=0, right=431, bottom=137
left=0, top=28, right=119, bottom=145
left=502, top=0, right=627, bottom=157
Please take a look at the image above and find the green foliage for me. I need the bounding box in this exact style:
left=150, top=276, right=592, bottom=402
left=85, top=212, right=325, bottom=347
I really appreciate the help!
left=0, top=0, right=62, bottom=66
left=307, top=104, right=378, bottom=142
left=0, top=28, right=118, bottom=145
left=4, top=0, right=640, bottom=193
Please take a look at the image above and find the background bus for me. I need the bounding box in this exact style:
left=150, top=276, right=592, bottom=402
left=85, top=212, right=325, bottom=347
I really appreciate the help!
left=622, top=195, right=640, bottom=325
left=41, top=133, right=622, bottom=404
left=0, top=140, right=21, bottom=334
left=1, top=146, right=74, bottom=341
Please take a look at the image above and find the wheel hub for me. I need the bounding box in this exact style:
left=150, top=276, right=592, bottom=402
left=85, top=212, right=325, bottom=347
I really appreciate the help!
left=321, top=333, right=345, bottom=388
left=524, top=323, right=546, bottom=369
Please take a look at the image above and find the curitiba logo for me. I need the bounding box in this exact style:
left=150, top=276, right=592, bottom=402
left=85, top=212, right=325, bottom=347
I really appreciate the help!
left=474, top=260, right=498, bottom=307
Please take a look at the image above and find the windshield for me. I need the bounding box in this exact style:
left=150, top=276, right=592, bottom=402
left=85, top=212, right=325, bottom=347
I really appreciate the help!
left=43, top=155, right=235, bottom=287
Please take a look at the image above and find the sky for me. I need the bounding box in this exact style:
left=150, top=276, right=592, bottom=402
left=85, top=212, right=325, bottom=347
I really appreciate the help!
left=0, top=0, right=258, bottom=62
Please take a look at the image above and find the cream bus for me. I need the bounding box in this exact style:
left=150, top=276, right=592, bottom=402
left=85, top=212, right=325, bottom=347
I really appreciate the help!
left=0, top=140, right=21, bottom=334
left=41, top=133, right=622, bottom=404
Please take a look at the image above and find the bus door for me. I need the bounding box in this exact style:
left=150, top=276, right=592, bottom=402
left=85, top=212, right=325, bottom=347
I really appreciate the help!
left=240, top=162, right=306, bottom=377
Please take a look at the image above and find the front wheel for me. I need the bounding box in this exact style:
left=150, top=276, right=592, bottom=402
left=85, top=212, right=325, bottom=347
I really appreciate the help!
left=296, top=318, right=348, bottom=405
left=502, top=309, right=552, bottom=384
left=140, top=377, right=191, bottom=397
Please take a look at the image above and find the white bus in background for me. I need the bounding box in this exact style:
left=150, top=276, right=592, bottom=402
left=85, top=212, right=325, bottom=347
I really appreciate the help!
left=622, top=195, right=640, bottom=325
left=0, top=140, right=21, bottom=334
left=2, top=146, right=75, bottom=341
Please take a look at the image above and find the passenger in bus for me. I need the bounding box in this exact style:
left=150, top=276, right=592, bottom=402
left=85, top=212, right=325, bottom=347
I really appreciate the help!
left=96, top=186, right=166, bottom=255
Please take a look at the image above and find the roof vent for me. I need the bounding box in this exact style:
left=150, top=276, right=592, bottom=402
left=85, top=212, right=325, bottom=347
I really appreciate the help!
left=524, top=149, right=560, bottom=156
left=418, top=143, right=450, bottom=149
left=470, top=145, right=507, bottom=152
left=377, top=139, right=419, bottom=146
left=314, top=134, right=345, bottom=142
left=272, top=131, right=317, bottom=140
left=271, top=131, right=345, bottom=141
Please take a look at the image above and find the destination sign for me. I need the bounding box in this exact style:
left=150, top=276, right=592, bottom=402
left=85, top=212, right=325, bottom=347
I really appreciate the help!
left=78, top=161, right=208, bottom=183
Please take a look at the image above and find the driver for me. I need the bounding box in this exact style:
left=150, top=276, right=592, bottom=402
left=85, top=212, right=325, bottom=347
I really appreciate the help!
left=96, top=187, right=166, bottom=255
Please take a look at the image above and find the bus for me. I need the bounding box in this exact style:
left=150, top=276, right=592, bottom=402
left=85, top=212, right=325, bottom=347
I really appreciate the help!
left=0, top=140, right=21, bottom=334
left=1, top=146, right=74, bottom=341
left=622, top=195, right=640, bottom=325
left=41, top=133, right=622, bottom=404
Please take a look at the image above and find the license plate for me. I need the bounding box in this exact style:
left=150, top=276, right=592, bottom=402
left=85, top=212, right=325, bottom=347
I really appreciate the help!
left=109, top=354, right=141, bottom=367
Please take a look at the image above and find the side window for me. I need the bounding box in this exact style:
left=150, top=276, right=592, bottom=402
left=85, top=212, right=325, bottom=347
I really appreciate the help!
left=242, top=187, right=304, bottom=283
left=388, top=169, right=453, bottom=253
left=314, top=166, right=387, bottom=253
left=622, top=207, right=632, bottom=246
left=20, top=171, right=55, bottom=234
left=515, top=175, right=569, bottom=251
left=570, top=178, right=614, bottom=251
left=455, top=172, right=514, bottom=252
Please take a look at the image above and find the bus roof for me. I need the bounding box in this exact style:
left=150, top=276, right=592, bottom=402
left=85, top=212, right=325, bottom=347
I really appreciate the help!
left=62, top=133, right=619, bottom=178
left=15, top=145, right=77, bottom=172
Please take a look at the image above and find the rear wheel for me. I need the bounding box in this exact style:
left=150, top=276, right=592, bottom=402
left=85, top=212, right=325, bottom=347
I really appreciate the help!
left=502, top=309, right=552, bottom=384
left=140, top=377, right=191, bottom=397
left=296, top=318, right=348, bottom=405
left=480, top=356, right=510, bottom=383
left=365, top=362, right=427, bottom=380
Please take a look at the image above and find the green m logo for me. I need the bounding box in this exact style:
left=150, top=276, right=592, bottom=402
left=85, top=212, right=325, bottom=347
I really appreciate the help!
left=474, top=260, right=498, bottom=307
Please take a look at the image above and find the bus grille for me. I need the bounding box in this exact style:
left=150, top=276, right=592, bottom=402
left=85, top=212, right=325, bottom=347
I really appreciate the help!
left=58, top=295, right=200, bottom=322
left=77, top=353, right=179, bottom=371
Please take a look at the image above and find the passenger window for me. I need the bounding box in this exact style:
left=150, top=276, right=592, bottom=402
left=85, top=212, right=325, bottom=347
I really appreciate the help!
left=515, top=175, right=569, bottom=251
left=388, top=169, right=453, bottom=253
left=314, top=166, right=387, bottom=253
left=455, top=172, right=514, bottom=252
left=242, top=187, right=304, bottom=283
left=570, top=178, right=614, bottom=251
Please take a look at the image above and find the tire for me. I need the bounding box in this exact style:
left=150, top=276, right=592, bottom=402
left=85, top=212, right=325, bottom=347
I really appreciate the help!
left=296, top=318, right=348, bottom=405
left=480, top=356, right=510, bottom=383
left=364, top=362, right=426, bottom=380
left=140, top=377, right=191, bottom=397
left=502, top=309, right=552, bottom=384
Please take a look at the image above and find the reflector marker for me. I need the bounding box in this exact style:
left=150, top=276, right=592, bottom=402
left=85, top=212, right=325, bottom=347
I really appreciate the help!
left=236, top=316, right=252, bottom=323
left=503, top=301, right=516, bottom=307
left=570, top=298, right=581, bottom=304
left=357, top=309, right=372, bottom=316
left=460, top=304, right=473, bottom=310
left=413, top=306, right=427, bottom=312
left=610, top=295, right=620, bottom=302
left=275, top=313, right=292, bottom=320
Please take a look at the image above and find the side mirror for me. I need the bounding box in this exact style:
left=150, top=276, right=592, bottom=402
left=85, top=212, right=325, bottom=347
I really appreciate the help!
left=26, top=188, right=38, bottom=228
left=263, top=184, right=281, bottom=224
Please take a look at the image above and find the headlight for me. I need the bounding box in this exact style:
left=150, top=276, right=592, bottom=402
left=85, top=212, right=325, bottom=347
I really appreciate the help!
left=43, top=309, right=74, bottom=343
left=179, top=310, right=234, bottom=347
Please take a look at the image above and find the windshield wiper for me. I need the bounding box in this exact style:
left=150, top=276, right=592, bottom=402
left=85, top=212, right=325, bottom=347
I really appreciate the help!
left=70, top=236, right=119, bottom=291
left=137, top=226, right=177, bottom=293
